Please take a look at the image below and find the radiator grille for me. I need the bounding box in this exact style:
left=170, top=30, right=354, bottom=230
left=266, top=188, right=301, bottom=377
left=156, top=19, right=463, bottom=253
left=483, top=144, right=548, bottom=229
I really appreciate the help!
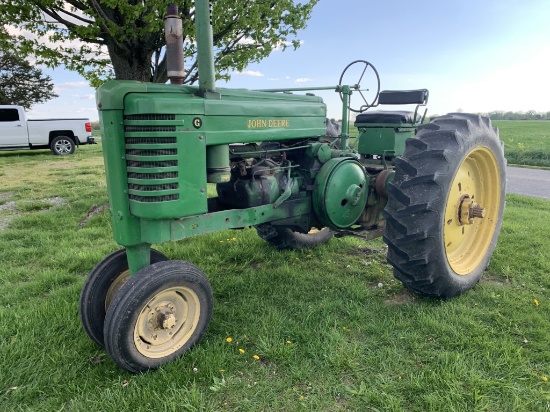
left=125, top=114, right=176, bottom=121
left=124, top=114, right=180, bottom=203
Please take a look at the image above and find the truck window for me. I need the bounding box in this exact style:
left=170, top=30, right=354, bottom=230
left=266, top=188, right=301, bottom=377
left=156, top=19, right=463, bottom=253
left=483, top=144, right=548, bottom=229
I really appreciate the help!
left=0, top=109, right=20, bottom=122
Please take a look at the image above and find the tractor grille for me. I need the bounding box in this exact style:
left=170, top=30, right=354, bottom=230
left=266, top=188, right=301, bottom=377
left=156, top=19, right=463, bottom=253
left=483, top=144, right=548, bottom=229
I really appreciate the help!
left=124, top=114, right=180, bottom=204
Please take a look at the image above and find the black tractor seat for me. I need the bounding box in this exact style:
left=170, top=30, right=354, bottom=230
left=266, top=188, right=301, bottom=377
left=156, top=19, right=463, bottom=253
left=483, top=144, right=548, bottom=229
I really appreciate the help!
left=355, top=89, right=429, bottom=126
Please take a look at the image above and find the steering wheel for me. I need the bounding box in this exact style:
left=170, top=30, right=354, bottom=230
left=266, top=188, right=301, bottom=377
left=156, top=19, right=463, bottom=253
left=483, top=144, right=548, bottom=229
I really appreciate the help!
left=338, top=60, right=381, bottom=113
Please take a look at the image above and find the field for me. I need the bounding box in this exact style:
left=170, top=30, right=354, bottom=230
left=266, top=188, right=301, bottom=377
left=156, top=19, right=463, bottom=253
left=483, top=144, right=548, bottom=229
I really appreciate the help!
left=494, top=120, right=550, bottom=168
left=1, top=130, right=550, bottom=410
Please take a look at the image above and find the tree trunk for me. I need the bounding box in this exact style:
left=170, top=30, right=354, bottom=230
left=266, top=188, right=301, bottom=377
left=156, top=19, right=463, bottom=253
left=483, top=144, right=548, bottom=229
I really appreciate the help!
left=107, top=40, right=155, bottom=82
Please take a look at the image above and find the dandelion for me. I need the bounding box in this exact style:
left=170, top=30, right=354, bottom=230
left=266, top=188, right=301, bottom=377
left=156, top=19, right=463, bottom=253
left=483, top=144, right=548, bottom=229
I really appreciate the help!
left=253, top=354, right=260, bottom=360
left=231, top=237, right=237, bottom=241
left=220, top=369, right=225, bottom=373
left=534, top=299, right=539, bottom=306
left=239, top=348, right=245, bottom=354
left=299, top=395, right=305, bottom=401
left=286, top=340, right=292, bottom=344
left=226, top=337, right=233, bottom=343
left=542, top=376, right=548, bottom=382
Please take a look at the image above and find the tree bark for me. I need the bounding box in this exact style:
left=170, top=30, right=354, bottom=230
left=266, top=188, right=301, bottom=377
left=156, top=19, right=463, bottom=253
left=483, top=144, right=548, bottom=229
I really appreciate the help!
left=106, top=40, right=155, bottom=82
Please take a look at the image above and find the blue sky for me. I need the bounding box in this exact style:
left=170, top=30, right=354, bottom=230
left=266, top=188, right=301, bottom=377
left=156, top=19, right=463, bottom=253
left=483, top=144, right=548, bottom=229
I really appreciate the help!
left=28, top=0, right=550, bottom=121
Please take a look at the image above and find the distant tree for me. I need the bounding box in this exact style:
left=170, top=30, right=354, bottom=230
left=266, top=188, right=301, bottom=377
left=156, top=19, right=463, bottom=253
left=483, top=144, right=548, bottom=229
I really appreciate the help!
left=1, top=0, right=319, bottom=87
left=0, top=49, right=58, bottom=109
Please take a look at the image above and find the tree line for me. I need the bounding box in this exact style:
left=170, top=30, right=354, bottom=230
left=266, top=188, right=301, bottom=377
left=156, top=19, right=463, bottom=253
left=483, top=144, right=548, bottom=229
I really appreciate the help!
left=482, top=111, right=550, bottom=121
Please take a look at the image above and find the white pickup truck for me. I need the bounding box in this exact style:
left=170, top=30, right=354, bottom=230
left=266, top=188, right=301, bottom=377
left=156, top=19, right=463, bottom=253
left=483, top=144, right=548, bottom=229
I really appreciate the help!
left=0, top=105, right=95, bottom=155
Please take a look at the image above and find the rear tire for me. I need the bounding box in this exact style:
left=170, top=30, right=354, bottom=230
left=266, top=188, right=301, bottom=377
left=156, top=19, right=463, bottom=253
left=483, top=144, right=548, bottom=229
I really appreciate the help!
left=383, top=113, right=506, bottom=298
left=50, top=136, right=75, bottom=155
left=256, top=224, right=333, bottom=249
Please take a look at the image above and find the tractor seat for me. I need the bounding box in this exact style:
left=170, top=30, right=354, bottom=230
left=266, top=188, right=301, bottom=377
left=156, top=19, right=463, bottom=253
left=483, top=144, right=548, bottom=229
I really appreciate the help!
left=355, top=110, right=421, bottom=125
left=354, top=89, right=429, bottom=126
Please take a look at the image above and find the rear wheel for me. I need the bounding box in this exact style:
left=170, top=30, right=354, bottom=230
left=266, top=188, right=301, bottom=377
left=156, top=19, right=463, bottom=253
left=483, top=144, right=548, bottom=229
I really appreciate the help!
left=256, top=224, right=333, bottom=250
left=104, top=260, right=213, bottom=373
left=384, top=113, right=506, bottom=298
left=50, top=136, right=75, bottom=155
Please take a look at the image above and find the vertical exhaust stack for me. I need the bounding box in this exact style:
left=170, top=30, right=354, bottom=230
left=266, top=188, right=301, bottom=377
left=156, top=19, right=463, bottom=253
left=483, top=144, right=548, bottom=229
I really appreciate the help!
left=194, top=0, right=218, bottom=97
left=164, top=4, right=184, bottom=84
left=195, top=0, right=228, bottom=183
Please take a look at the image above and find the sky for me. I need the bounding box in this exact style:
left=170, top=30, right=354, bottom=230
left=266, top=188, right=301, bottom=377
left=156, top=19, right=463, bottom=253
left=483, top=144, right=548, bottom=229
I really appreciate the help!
left=26, top=0, right=550, bottom=121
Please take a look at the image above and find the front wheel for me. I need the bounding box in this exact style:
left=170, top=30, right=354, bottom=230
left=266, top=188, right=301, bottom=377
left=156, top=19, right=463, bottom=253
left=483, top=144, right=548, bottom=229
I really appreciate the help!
left=104, top=260, right=213, bottom=373
left=384, top=113, right=506, bottom=298
left=79, top=248, right=168, bottom=347
left=50, top=136, right=75, bottom=155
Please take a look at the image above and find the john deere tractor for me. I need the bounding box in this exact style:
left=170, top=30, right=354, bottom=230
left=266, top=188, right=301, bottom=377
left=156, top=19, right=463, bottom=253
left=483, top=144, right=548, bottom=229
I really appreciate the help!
left=80, top=1, right=506, bottom=372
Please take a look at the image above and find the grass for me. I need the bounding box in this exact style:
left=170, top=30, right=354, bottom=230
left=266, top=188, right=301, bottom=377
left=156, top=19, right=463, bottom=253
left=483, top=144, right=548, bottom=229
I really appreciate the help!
left=1, top=138, right=550, bottom=411
left=489, top=120, right=550, bottom=168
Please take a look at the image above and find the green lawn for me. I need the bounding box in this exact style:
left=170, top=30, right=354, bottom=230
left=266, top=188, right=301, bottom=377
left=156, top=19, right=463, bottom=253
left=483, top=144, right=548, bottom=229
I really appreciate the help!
left=1, top=139, right=549, bottom=410
left=494, top=120, right=550, bottom=168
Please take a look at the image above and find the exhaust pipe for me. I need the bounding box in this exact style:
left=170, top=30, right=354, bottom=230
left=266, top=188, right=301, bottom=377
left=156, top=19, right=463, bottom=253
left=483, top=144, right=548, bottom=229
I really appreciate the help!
left=164, top=4, right=184, bottom=84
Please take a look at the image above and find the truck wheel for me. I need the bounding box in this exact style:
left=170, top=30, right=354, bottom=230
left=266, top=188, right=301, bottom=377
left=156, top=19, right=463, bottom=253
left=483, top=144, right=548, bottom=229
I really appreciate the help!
left=384, top=113, right=506, bottom=298
left=256, top=224, right=333, bottom=249
left=104, top=260, right=213, bottom=373
left=79, top=248, right=168, bottom=347
left=50, top=136, right=75, bottom=155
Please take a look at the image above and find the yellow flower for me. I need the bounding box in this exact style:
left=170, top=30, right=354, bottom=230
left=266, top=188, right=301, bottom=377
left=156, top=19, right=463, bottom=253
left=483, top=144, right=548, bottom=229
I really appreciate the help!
left=231, top=237, right=237, bottom=241
left=226, top=337, right=233, bottom=343
left=534, top=299, right=539, bottom=306
left=239, top=348, right=245, bottom=354
left=542, top=376, right=548, bottom=382
left=253, top=354, right=260, bottom=360
left=219, top=369, right=225, bottom=373
left=286, top=340, right=292, bottom=344
left=299, top=395, right=305, bottom=401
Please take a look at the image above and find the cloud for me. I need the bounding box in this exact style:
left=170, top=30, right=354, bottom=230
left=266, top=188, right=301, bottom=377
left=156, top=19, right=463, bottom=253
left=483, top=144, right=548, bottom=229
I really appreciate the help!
left=267, top=78, right=280, bottom=81
left=295, top=77, right=313, bottom=84
left=236, top=70, right=265, bottom=77
left=273, top=40, right=304, bottom=51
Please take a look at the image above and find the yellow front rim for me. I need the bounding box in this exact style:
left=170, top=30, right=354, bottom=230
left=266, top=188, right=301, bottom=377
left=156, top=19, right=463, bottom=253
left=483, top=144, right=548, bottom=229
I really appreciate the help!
left=105, top=270, right=131, bottom=311
left=134, top=287, right=200, bottom=358
left=443, top=146, right=501, bottom=275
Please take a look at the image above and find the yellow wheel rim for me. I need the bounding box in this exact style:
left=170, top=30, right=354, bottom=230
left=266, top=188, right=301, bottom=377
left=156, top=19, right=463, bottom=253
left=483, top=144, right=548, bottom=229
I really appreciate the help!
left=134, top=287, right=200, bottom=358
left=443, top=146, right=502, bottom=275
left=105, top=270, right=131, bottom=311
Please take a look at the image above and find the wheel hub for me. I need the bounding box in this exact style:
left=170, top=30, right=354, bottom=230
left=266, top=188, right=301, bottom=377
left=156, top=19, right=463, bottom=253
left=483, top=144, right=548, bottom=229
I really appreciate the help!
left=156, top=306, right=177, bottom=330
left=458, top=194, right=486, bottom=225
left=134, top=287, right=200, bottom=358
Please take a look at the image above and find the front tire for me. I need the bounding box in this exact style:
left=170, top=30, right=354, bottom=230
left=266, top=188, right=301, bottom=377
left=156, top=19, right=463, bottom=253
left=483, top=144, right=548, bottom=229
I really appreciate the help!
left=384, top=113, right=506, bottom=298
left=79, top=248, right=168, bottom=347
left=256, top=224, right=333, bottom=250
left=50, top=136, right=75, bottom=155
left=104, top=260, right=213, bottom=373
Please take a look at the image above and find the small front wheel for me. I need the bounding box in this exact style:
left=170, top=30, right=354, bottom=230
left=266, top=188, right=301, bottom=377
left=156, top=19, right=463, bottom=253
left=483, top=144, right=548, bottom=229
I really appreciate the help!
left=79, top=248, right=168, bottom=347
left=50, top=136, right=76, bottom=155
left=104, top=260, right=213, bottom=373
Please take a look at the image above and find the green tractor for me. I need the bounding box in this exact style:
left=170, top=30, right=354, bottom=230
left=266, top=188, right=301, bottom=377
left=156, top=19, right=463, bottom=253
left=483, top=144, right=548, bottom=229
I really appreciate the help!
left=80, top=1, right=506, bottom=373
